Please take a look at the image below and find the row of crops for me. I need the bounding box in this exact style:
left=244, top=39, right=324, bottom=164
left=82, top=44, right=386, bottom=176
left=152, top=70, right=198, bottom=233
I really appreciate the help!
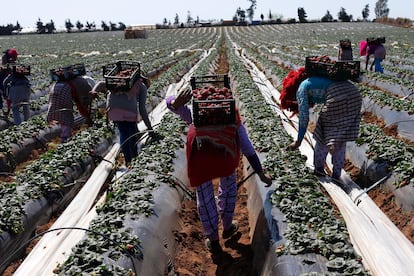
left=0, top=22, right=413, bottom=274
left=224, top=22, right=414, bottom=203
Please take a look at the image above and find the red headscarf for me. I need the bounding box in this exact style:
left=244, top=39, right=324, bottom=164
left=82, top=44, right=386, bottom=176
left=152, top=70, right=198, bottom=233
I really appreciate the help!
left=7, top=48, right=18, bottom=59
left=280, top=67, right=308, bottom=114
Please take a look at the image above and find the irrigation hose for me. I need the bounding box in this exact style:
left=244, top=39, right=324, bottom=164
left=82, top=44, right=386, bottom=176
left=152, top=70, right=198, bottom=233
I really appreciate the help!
left=353, top=172, right=392, bottom=205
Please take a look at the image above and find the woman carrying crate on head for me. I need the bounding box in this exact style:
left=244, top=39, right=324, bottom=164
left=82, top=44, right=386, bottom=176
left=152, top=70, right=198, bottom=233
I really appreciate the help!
left=166, top=76, right=272, bottom=254
left=1, top=48, right=19, bottom=115
left=365, top=37, right=386, bottom=73
left=281, top=59, right=362, bottom=181
left=338, top=39, right=353, bottom=61
left=47, top=64, right=99, bottom=142
left=101, top=61, right=154, bottom=166
left=3, top=65, right=32, bottom=125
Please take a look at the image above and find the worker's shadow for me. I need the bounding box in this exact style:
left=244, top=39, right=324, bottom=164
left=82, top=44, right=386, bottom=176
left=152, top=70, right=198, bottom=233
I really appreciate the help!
left=211, top=232, right=254, bottom=275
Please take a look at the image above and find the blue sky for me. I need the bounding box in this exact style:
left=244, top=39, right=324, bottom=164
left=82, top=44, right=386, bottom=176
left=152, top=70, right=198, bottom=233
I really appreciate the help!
left=1, top=0, right=411, bottom=28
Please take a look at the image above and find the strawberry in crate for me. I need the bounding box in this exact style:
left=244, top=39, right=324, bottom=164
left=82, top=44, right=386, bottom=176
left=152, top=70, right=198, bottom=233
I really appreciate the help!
left=192, top=86, right=235, bottom=126
left=193, top=86, right=232, bottom=100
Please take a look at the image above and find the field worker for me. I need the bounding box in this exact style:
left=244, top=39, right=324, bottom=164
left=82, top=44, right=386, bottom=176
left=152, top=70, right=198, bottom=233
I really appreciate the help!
left=338, top=39, right=353, bottom=61
left=103, top=73, right=154, bottom=166
left=366, top=38, right=386, bottom=73
left=1, top=48, right=18, bottom=65
left=0, top=48, right=19, bottom=115
left=3, top=66, right=31, bottom=125
left=166, top=88, right=272, bottom=254
left=47, top=74, right=98, bottom=142
left=280, top=67, right=362, bottom=180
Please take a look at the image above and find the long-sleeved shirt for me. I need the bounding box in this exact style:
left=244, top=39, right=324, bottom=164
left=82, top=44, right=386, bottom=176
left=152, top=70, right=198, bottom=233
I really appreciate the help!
left=106, top=81, right=152, bottom=130
left=296, top=77, right=334, bottom=143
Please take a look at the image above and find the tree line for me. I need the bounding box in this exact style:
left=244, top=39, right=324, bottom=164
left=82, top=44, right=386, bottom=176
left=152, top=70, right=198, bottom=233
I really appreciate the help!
left=0, top=0, right=407, bottom=35
left=160, top=0, right=396, bottom=27
left=0, top=18, right=127, bottom=35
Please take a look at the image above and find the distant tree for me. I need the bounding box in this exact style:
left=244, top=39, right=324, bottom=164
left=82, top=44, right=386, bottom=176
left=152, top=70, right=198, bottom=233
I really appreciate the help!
left=101, top=21, right=110, bottom=31
left=174, top=13, right=180, bottom=25
left=36, top=18, right=45, bottom=34
left=260, top=13, right=264, bottom=21
left=65, top=19, right=74, bottom=33
left=109, top=21, right=117, bottom=31
left=195, top=16, right=200, bottom=24
left=85, top=21, right=95, bottom=31
left=15, top=21, right=22, bottom=32
left=76, top=21, right=84, bottom=31
left=246, top=0, right=257, bottom=22
left=0, top=24, right=15, bottom=35
left=362, top=4, right=370, bottom=21
left=297, top=7, right=307, bottom=23
left=45, top=20, right=56, bottom=33
left=375, top=0, right=389, bottom=18
left=163, top=18, right=168, bottom=25
left=268, top=9, right=273, bottom=20
left=234, top=7, right=246, bottom=24
left=321, top=10, right=334, bottom=22
left=118, top=22, right=126, bottom=30
left=338, top=7, right=352, bottom=22
left=186, top=11, right=193, bottom=24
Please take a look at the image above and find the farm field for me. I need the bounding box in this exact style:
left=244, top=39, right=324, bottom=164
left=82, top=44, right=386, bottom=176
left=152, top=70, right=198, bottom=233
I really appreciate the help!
left=0, top=22, right=414, bottom=275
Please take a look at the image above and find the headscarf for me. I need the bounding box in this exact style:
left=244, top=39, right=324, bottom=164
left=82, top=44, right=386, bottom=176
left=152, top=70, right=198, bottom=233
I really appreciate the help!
left=280, top=67, right=308, bottom=114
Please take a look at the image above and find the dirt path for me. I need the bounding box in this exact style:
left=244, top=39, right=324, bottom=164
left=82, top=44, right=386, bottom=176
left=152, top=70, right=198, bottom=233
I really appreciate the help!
left=170, top=35, right=257, bottom=275
left=172, top=164, right=254, bottom=276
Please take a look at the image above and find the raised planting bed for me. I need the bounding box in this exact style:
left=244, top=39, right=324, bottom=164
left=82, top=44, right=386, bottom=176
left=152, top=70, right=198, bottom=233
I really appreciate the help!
left=0, top=118, right=115, bottom=274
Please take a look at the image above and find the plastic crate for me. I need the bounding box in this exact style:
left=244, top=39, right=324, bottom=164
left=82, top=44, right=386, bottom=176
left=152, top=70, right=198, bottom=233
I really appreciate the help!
left=0, top=65, right=10, bottom=75
left=339, top=39, right=351, bottom=49
left=103, top=60, right=141, bottom=92
left=305, top=56, right=360, bottom=81
left=190, top=74, right=230, bottom=90
left=12, top=64, right=31, bottom=76
left=50, top=64, right=86, bottom=81
left=367, top=37, right=385, bottom=44
left=190, top=74, right=235, bottom=127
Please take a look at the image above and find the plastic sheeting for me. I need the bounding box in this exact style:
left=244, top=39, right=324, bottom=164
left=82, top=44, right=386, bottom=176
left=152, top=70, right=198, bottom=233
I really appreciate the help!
left=14, top=144, right=121, bottom=275
left=1, top=125, right=61, bottom=171
left=245, top=160, right=331, bottom=275
left=362, top=96, right=414, bottom=142
left=363, top=77, right=413, bottom=100
left=0, top=138, right=114, bottom=274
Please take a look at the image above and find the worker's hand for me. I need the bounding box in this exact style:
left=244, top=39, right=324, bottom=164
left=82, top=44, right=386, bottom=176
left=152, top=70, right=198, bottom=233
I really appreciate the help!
left=90, top=81, right=108, bottom=96
left=286, top=140, right=300, bottom=151
left=148, top=129, right=156, bottom=138
left=89, top=91, right=99, bottom=99
left=172, top=88, right=192, bottom=109
left=258, top=172, right=273, bottom=187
